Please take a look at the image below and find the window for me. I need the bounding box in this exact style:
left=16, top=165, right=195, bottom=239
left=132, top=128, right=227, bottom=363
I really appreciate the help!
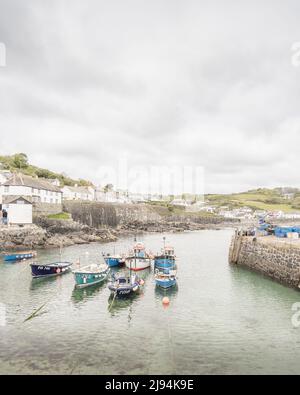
left=4, top=186, right=9, bottom=193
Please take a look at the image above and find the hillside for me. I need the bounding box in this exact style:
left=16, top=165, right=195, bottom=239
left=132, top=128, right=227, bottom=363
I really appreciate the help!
left=206, top=188, right=300, bottom=213
left=0, top=153, right=93, bottom=187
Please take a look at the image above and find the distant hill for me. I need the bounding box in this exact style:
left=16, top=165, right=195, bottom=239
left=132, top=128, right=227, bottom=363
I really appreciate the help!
left=205, top=188, right=300, bottom=213
left=0, top=153, right=94, bottom=187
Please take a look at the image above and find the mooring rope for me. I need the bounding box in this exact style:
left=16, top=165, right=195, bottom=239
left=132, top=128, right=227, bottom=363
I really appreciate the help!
left=108, top=290, right=117, bottom=312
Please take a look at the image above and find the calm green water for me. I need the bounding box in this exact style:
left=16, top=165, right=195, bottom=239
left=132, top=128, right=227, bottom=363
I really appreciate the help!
left=1, top=230, right=300, bottom=375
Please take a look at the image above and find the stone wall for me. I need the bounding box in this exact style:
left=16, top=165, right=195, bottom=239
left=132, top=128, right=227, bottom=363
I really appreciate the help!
left=229, top=233, right=300, bottom=288
left=33, top=202, right=63, bottom=216
left=63, top=201, right=161, bottom=228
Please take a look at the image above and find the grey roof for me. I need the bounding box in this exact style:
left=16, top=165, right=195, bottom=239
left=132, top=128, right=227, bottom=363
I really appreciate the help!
left=64, top=185, right=95, bottom=193
left=2, top=195, right=32, bottom=204
left=3, top=174, right=62, bottom=193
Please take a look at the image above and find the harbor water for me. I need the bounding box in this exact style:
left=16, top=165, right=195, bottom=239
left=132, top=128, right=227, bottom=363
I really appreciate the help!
left=1, top=229, right=300, bottom=375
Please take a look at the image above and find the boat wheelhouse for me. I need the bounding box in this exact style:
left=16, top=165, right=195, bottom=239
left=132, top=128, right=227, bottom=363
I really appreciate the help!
left=108, top=273, right=142, bottom=297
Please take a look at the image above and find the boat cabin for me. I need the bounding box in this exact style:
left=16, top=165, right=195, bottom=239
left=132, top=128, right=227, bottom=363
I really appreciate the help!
left=163, top=245, right=175, bottom=257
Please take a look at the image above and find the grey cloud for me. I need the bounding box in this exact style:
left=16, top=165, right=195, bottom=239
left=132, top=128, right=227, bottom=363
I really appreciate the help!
left=0, top=0, right=300, bottom=193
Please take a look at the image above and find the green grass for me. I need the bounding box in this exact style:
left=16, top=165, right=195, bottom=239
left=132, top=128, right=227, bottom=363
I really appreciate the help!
left=47, top=212, right=71, bottom=220
left=206, top=188, right=300, bottom=213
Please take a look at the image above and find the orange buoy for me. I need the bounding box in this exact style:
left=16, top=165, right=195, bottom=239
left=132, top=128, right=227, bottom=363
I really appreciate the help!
left=139, top=279, right=145, bottom=286
left=162, top=297, right=170, bottom=306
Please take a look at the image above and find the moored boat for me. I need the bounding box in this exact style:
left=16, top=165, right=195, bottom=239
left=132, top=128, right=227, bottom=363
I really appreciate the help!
left=108, top=273, right=143, bottom=297
left=154, top=268, right=177, bottom=289
left=125, top=242, right=152, bottom=271
left=73, top=263, right=110, bottom=288
left=103, top=253, right=125, bottom=267
left=154, top=238, right=176, bottom=270
left=3, top=250, right=37, bottom=262
left=30, top=262, right=73, bottom=278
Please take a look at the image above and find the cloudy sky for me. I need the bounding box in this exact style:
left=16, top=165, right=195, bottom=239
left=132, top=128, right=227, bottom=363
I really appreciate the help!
left=0, top=0, right=300, bottom=194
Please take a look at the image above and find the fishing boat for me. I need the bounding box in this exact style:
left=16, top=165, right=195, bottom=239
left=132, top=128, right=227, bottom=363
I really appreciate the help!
left=108, top=272, right=143, bottom=297
left=125, top=242, right=152, bottom=271
left=3, top=250, right=37, bottom=262
left=154, top=268, right=177, bottom=289
left=30, top=262, right=73, bottom=278
left=154, top=237, right=176, bottom=270
left=102, top=253, right=125, bottom=267
left=73, top=263, right=110, bottom=288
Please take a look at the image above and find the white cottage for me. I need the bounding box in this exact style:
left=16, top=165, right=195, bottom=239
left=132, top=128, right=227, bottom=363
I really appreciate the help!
left=62, top=185, right=95, bottom=201
left=0, top=173, right=63, bottom=205
left=2, top=196, right=33, bottom=225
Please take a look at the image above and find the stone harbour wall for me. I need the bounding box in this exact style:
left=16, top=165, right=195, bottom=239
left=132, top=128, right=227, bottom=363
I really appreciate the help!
left=33, top=202, right=63, bottom=216
left=63, top=201, right=163, bottom=228
left=229, top=233, right=300, bottom=289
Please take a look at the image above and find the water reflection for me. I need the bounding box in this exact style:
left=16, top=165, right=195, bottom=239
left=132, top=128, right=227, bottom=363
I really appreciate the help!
left=154, top=284, right=179, bottom=302
left=72, top=281, right=107, bottom=304
left=30, top=273, right=69, bottom=290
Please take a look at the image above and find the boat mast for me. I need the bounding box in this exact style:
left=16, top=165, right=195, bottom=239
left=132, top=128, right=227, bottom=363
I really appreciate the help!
left=59, top=242, right=63, bottom=262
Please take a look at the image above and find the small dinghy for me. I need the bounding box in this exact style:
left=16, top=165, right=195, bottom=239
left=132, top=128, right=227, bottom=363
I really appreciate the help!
left=30, top=262, right=73, bottom=278
left=73, top=263, right=110, bottom=288
left=4, top=250, right=37, bottom=262
left=154, top=268, right=177, bottom=289
left=108, top=273, right=143, bottom=297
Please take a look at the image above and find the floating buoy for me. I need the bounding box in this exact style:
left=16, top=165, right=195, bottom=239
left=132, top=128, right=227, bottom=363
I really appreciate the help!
left=139, top=279, right=145, bottom=286
left=162, top=297, right=170, bottom=306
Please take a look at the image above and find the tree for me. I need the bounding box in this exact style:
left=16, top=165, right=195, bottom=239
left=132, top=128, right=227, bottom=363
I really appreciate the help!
left=104, top=184, right=114, bottom=192
left=12, top=153, right=28, bottom=169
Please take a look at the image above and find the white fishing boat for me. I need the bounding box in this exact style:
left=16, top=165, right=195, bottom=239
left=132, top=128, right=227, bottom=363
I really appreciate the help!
left=125, top=242, right=152, bottom=271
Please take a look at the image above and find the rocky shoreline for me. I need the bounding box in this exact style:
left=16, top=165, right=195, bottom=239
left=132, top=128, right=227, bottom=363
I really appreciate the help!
left=0, top=214, right=240, bottom=251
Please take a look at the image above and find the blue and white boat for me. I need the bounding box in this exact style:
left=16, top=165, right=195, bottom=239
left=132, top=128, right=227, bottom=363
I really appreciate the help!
left=103, top=253, right=125, bottom=267
left=154, top=268, right=177, bottom=289
left=30, top=262, right=73, bottom=278
left=73, top=263, right=110, bottom=288
left=108, top=273, right=142, bottom=297
left=154, top=238, right=176, bottom=270
left=4, top=250, right=37, bottom=262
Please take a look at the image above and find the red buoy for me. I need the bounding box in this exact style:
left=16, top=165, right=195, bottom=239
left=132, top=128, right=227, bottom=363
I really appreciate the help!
left=162, top=297, right=170, bottom=306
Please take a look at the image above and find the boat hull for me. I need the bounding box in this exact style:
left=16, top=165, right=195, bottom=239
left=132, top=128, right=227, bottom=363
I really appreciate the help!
left=4, top=252, right=36, bottom=262
left=108, top=285, right=139, bottom=297
left=74, top=268, right=109, bottom=288
left=125, top=258, right=151, bottom=271
left=155, top=277, right=177, bottom=289
left=104, top=257, right=123, bottom=267
left=31, top=263, right=72, bottom=278
left=154, top=257, right=175, bottom=270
